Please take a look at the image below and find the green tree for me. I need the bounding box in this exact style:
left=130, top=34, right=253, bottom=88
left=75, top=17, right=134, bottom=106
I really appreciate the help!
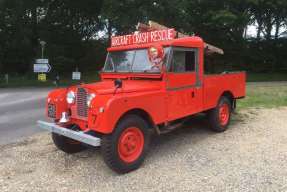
left=0, top=0, right=36, bottom=73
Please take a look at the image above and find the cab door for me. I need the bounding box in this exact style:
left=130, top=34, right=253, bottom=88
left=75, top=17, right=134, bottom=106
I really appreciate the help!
left=166, top=47, right=202, bottom=121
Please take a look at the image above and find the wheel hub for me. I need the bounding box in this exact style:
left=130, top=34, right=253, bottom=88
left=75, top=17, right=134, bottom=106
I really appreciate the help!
left=219, top=103, right=230, bottom=126
left=118, top=127, right=144, bottom=163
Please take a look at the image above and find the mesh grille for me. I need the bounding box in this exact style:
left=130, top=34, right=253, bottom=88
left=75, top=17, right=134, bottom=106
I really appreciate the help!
left=48, top=104, right=56, bottom=118
left=77, top=87, right=88, bottom=117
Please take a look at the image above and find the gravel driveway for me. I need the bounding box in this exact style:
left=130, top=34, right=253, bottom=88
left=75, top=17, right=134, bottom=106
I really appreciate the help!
left=0, top=107, right=287, bottom=192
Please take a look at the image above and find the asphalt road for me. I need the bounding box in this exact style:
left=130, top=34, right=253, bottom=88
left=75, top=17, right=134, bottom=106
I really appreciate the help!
left=0, top=88, right=51, bottom=145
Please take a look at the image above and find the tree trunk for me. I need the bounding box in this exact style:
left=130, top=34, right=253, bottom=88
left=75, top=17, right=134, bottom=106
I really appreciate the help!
left=257, top=20, right=263, bottom=40
left=264, top=12, right=273, bottom=40
left=274, top=19, right=281, bottom=39
left=243, top=26, right=247, bottom=39
left=30, top=5, right=38, bottom=72
left=107, top=19, right=113, bottom=46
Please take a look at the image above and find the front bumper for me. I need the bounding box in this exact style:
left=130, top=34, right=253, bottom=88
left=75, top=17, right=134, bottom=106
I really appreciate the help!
left=37, top=120, right=101, bottom=147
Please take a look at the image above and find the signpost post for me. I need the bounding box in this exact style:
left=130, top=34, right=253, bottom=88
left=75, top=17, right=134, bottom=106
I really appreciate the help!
left=40, top=41, right=46, bottom=59
left=5, top=74, right=8, bottom=84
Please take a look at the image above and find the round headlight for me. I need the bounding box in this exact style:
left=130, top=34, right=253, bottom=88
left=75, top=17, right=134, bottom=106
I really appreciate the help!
left=87, top=93, right=96, bottom=107
left=66, top=91, right=76, bottom=104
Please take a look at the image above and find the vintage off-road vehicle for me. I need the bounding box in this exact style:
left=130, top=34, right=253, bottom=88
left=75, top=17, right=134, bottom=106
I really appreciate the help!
left=38, top=21, right=245, bottom=173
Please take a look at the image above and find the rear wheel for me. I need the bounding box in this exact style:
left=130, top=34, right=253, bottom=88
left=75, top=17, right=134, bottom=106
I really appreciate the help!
left=101, top=115, right=150, bottom=174
left=208, top=96, right=232, bottom=132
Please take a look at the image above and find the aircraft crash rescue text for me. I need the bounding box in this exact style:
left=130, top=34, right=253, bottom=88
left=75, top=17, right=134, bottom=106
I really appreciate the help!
left=111, top=29, right=176, bottom=47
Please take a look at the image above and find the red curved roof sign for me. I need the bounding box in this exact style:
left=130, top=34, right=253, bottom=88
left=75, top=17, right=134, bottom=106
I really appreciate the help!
left=111, top=28, right=176, bottom=47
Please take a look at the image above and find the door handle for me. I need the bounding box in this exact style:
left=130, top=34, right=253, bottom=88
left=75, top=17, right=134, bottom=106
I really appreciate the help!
left=191, top=91, right=195, bottom=98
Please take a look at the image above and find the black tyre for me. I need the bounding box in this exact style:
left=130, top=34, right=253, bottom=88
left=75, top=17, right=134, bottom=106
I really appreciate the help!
left=207, top=96, right=232, bottom=132
left=101, top=114, right=151, bottom=174
left=52, top=133, right=86, bottom=154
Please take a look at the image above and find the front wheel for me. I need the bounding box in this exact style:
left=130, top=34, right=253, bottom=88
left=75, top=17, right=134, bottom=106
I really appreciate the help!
left=207, top=96, right=232, bottom=132
left=52, top=133, right=86, bottom=154
left=101, top=115, right=151, bottom=174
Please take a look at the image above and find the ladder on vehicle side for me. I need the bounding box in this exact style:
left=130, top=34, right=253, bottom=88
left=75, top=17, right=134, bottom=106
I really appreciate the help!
left=136, top=20, right=224, bottom=55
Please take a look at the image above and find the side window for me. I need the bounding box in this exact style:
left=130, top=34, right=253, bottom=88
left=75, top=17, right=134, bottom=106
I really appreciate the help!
left=170, top=50, right=196, bottom=72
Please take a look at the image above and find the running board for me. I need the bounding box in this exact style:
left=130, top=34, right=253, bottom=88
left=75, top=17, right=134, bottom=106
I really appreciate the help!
left=158, top=116, right=193, bottom=134
left=160, top=122, right=183, bottom=134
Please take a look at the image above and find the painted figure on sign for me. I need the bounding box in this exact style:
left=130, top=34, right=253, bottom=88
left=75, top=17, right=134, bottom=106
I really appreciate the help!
left=147, top=44, right=164, bottom=72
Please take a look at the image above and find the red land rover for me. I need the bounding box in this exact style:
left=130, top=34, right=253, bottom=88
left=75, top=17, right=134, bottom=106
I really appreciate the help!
left=38, top=22, right=245, bottom=173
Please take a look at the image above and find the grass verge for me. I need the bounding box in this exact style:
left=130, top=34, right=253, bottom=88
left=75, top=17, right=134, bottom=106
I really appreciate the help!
left=238, top=83, right=287, bottom=108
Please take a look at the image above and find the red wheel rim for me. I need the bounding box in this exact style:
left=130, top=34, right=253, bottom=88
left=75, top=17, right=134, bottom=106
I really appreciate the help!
left=219, top=103, right=230, bottom=126
left=117, top=127, right=144, bottom=163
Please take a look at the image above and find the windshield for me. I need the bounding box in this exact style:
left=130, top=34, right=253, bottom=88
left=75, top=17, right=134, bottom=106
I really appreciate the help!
left=103, top=47, right=171, bottom=73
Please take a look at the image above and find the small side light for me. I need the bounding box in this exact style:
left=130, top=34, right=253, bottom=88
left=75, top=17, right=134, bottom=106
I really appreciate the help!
left=99, top=107, right=104, bottom=113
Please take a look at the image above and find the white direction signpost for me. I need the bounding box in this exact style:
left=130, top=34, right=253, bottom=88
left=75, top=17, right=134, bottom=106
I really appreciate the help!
left=34, top=64, right=51, bottom=73
left=35, top=59, right=49, bottom=64
left=34, top=59, right=51, bottom=73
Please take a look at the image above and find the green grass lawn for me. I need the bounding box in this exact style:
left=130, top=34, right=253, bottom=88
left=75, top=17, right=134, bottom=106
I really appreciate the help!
left=238, top=83, right=287, bottom=108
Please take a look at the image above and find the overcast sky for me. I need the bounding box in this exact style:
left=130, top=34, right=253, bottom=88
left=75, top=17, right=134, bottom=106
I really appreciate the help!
left=246, top=24, right=286, bottom=38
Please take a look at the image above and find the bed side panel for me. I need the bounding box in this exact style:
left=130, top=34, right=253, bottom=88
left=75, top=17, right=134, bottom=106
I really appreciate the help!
left=203, top=72, right=246, bottom=110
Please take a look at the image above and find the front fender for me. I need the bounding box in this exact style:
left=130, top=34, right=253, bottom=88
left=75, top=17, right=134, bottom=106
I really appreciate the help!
left=90, top=91, right=166, bottom=134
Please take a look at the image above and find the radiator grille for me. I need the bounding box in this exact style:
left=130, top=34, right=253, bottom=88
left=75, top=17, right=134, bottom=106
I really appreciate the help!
left=77, top=87, right=88, bottom=117
left=47, top=104, right=56, bottom=118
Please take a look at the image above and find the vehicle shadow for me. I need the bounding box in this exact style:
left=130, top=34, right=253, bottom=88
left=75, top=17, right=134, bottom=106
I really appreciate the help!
left=147, top=112, right=244, bottom=158
left=84, top=112, right=243, bottom=153
left=79, top=112, right=244, bottom=168
left=149, top=115, right=210, bottom=150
